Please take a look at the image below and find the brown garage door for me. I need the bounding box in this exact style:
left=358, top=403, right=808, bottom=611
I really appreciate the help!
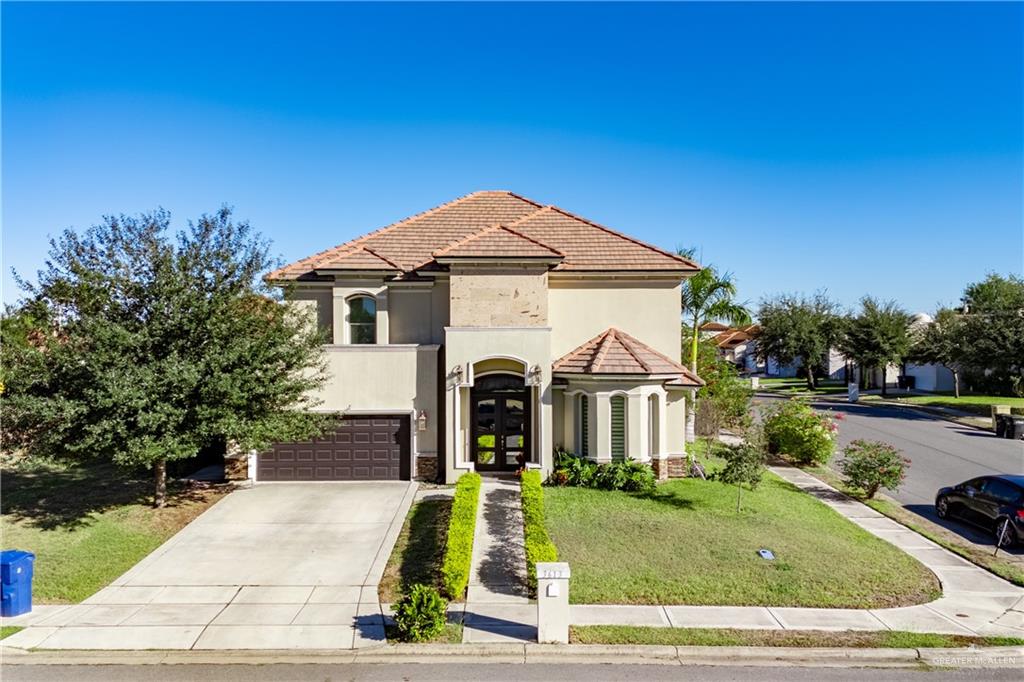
left=258, top=414, right=410, bottom=481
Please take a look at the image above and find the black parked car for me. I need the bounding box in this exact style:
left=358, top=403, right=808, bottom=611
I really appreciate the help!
left=935, top=475, right=1024, bottom=547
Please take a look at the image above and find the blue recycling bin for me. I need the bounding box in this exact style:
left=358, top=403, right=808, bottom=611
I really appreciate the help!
left=1, top=550, right=35, bottom=617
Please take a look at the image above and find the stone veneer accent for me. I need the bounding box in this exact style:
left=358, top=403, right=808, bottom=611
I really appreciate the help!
left=224, top=455, right=249, bottom=481
left=653, top=456, right=688, bottom=479
left=416, top=455, right=439, bottom=482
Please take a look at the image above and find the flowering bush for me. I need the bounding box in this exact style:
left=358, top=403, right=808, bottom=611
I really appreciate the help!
left=763, top=399, right=839, bottom=465
left=840, top=440, right=909, bottom=499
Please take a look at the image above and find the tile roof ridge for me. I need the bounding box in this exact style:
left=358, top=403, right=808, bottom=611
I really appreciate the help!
left=542, top=204, right=701, bottom=270
left=496, top=224, right=565, bottom=256
left=266, top=191, right=489, bottom=279
left=614, top=329, right=653, bottom=373
left=431, top=221, right=564, bottom=258
left=430, top=221, right=503, bottom=257
left=590, top=328, right=618, bottom=373
left=359, top=245, right=402, bottom=270
left=552, top=330, right=601, bottom=371
left=615, top=329, right=691, bottom=374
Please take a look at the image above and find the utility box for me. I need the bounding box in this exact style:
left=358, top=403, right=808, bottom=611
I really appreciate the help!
left=536, top=562, right=571, bottom=644
left=1, top=550, right=35, bottom=617
left=992, top=405, right=1012, bottom=431
left=847, top=383, right=859, bottom=403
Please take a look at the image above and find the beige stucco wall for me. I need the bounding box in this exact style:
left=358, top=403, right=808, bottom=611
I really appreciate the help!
left=443, top=326, right=552, bottom=482
left=317, top=345, right=439, bottom=458
left=548, top=278, right=682, bottom=360
left=288, top=288, right=333, bottom=337
left=449, top=266, right=549, bottom=328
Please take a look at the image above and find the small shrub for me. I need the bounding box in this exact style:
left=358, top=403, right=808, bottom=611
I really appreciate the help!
left=549, top=450, right=655, bottom=493
left=440, top=472, right=481, bottom=599
left=763, top=399, right=838, bottom=465
left=521, top=469, right=558, bottom=590
left=840, top=440, right=909, bottom=499
left=393, top=583, right=448, bottom=642
left=714, top=431, right=767, bottom=512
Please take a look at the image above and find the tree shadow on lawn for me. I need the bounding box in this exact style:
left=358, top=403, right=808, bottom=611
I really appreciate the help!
left=394, top=497, right=452, bottom=593
left=1, top=460, right=212, bottom=531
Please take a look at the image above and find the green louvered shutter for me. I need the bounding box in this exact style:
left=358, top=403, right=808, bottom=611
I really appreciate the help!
left=610, top=396, right=626, bottom=461
left=580, top=396, right=589, bottom=457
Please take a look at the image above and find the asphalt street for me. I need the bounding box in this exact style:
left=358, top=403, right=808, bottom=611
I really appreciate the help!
left=3, top=663, right=1021, bottom=682
left=755, top=393, right=1024, bottom=552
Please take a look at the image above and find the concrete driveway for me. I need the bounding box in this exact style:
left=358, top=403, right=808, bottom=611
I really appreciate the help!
left=3, top=482, right=417, bottom=651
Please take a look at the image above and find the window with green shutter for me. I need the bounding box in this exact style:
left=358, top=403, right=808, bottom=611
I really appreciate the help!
left=579, top=395, right=589, bottom=458
left=610, top=395, right=626, bottom=461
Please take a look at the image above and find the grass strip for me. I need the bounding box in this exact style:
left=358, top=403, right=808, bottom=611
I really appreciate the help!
left=571, top=625, right=1024, bottom=648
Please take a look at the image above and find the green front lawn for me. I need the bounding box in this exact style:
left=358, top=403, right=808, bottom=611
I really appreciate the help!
left=544, top=473, right=939, bottom=608
left=758, top=377, right=847, bottom=396
left=378, top=496, right=453, bottom=603
left=0, top=460, right=228, bottom=604
left=862, top=393, right=1024, bottom=416
left=0, top=626, right=24, bottom=640
left=571, top=626, right=1024, bottom=648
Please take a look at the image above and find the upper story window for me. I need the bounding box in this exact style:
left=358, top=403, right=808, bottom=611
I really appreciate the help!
left=348, top=295, right=376, bottom=344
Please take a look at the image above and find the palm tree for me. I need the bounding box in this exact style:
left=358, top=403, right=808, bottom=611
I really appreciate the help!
left=679, top=247, right=752, bottom=442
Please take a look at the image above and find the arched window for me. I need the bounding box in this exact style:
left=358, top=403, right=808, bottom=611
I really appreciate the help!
left=348, top=295, right=376, bottom=344
left=610, top=395, right=627, bottom=462
left=648, top=394, right=660, bottom=457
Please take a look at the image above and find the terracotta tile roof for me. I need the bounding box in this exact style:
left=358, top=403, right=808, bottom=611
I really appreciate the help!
left=700, top=321, right=730, bottom=332
left=712, top=324, right=761, bottom=348
left=319, top=247, right=401, bottom=271
left=432, top=224, right=564, bottom=259
left=553, top=328, right=703, bottom=386
left=268, top=191, right=698, bottom=279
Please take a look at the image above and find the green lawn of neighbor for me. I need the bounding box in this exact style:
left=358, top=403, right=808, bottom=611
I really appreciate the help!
left=0, top=626, right=25, bottom=640
left=571, top=626, right=1024, bottom=648
left=862, top=392, right=1024, bottom=416
left=543, top=468, right=940, bottom=609
left=0, top=459, right=228, bottom=604
left=758, top=377, right=847, bottom=396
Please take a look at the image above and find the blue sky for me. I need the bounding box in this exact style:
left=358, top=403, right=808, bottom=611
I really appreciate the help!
left=3, top=2, right=1021, bottom=314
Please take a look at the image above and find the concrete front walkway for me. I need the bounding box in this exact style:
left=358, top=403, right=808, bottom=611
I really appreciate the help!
left=462, top=476, right=535, bottom=644
left=569, top=467, right=1024, bottom=637
left=3, top=481, right=418, bottom=650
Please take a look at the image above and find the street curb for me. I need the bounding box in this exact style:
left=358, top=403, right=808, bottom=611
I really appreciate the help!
left=3, top=643, right=1023, bottom=668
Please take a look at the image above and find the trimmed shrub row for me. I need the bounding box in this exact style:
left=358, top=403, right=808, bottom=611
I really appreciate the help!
left=440, top=471, right=481, bottom=599
left=520, top=469, right=558, bottom=590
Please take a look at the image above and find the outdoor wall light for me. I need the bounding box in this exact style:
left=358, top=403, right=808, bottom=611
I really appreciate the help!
left=416, top=410, right=428, bottom=432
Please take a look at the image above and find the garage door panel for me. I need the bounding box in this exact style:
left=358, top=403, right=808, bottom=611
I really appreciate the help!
left=258, top=414, right=409, bottom=481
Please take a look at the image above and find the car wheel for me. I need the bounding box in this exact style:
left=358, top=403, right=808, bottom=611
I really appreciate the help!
left=936, top=496, right=950, bottom=519
left=995, top=518, right=1015, bottom=548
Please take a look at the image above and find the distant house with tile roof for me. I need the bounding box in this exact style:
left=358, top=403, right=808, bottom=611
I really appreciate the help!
left=262, top=191, right=702, bottom=483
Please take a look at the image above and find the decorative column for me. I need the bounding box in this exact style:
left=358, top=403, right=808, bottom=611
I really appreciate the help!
left=594, top=392, right=612, bottom=462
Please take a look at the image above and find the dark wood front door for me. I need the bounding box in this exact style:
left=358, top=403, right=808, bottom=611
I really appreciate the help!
left=471, top=375, right=530, bottom=472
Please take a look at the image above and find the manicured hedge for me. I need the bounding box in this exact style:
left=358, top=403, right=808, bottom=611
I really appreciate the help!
left=520, top=469, right=558, bottom=590
left=440, top=472, right=481, bottom=599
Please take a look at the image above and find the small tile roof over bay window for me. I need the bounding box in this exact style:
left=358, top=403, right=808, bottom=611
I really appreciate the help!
left=553, top=328, right=703, bottom=386
left=268, top=191, right=699, bottom=280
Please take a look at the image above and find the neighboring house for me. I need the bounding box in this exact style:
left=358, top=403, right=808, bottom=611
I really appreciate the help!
left=710, top=326, right=848, bottom=381
left=262, top=191, right=703, bottom=484
left=902, top=312, right=956, bottom=392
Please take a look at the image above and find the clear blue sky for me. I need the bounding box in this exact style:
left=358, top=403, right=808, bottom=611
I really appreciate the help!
left=3, top=2, right=1021, bottom=314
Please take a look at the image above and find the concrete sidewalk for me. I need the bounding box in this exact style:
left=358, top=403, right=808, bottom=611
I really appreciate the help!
left=461, top=476, right=535, bottom=644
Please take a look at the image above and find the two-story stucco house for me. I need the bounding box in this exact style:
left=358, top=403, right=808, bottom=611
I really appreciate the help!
left=258, top=191, right=702, bottom=483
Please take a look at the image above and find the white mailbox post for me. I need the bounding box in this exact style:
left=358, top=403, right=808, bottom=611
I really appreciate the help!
left=536, top=561, right=571, bottom=644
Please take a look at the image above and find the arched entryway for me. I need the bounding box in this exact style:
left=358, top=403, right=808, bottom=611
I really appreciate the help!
left=470, top=373, right=530, bottom=472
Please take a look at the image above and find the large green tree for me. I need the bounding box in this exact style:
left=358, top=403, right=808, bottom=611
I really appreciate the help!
left=754, top=293, right=842, bottom=390
left=908, top=308, right=968, bottom=398
left=678, top=247, right=751, bottom=442
left=2, top=208, right=331, bottom=506
left=837, top=297, right=912, bottom=397
left=958, top=274, right=1024, bottom=395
